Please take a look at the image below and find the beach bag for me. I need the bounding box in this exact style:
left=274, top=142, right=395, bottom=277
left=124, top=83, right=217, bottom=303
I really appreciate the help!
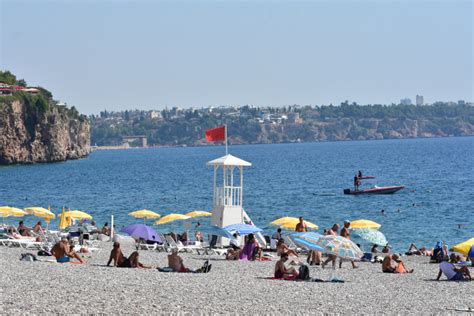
left=37, top=250, right=52, bottom=256
left=20, top=253, right=37, bottom=262
left=298, top=265, right=310, bottom=280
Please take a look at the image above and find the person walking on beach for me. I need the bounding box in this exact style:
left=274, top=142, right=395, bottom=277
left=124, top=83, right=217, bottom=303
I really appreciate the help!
left=322, top=224, right=340, bottom=269
left=295, top=217, right=308, bottom=232
left=339, top=221, right=358, bottom=269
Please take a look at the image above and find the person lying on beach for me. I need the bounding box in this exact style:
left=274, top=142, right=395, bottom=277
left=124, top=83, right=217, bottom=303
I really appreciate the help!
left=382, top=254, right=413, bottom=273
left=449, top=254, right=466, bottom=263
left=119, top=251, right=150, bottom=268
left=274, top=253, right=299, bottom=280
left=51, top=239, right=85, bottom=264
left=437, top=261, right=471, bottom=281
left=406, top=243, right=433, bottom=256
left=167, top=249, right=211, bottom=272
left=276, top=238, right=298, bottom=257
left=107, top=242, right=125, bottom=267
left=239, top=233, right=262, bottom=261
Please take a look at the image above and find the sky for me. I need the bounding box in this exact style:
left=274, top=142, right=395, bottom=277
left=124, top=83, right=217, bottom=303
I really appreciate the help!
left=1, top=0, right=473, bottom=114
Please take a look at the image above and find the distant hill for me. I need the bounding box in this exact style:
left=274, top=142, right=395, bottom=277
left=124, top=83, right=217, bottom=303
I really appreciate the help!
left=90, top=102, right=474, bottom=147
left=0, top=70, right=90, bottom=164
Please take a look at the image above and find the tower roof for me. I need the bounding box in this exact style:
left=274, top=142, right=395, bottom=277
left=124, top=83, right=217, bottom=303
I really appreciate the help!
left=206, top=154, right=252, bottom=167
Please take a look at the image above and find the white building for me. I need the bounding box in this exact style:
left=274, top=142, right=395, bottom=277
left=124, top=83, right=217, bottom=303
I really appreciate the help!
left=416, top=95, right=424, bottom=106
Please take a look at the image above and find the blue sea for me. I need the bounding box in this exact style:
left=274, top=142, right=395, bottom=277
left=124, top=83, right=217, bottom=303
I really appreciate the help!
left=1, top=137, right=473, bottom=252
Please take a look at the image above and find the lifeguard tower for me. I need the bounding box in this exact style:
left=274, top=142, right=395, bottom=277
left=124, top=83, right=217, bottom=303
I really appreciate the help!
left=207, top=154, right=265, bottom=246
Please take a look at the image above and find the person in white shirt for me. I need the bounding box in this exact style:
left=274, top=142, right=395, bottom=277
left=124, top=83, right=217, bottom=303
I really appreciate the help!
left=270, top=228, right=282, bottom=249
left=436, top=261, right=471, bottom=281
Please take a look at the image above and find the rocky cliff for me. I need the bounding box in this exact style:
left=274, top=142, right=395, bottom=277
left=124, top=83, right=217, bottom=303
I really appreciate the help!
left=0, top=98, right=90, bottom=164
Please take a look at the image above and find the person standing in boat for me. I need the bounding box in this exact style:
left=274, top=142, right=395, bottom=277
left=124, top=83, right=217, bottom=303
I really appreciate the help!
left=358, top=170, right=363, bottom=178
left=354, top=175, right=359, bottom=191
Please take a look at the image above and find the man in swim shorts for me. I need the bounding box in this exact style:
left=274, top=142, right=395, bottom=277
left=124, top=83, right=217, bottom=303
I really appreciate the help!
left=51, top=238, right=85, bottom=264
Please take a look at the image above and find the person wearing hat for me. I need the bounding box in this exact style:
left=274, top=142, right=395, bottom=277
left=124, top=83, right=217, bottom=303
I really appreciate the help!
left=339, top=220, right=358, bottom=269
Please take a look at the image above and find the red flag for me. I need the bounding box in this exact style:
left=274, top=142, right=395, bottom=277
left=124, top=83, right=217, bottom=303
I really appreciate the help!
left=205, top=126, right=226, bottom=142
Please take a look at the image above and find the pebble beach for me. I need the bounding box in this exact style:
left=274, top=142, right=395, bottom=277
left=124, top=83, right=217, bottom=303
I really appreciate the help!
left=1, top=241, right=472, bottom=314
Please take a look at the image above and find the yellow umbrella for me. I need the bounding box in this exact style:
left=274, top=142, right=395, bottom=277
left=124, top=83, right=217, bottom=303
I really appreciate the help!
left=129, top=210, right=161, bottom=219
left=271, top=216, right=319, bottom=230
left=64, top=210, right=93, bottom=220
left=155, top=213, right=191, bottom=225
left=58, top=207, right=70, bottom=230
left=452, top=238, right=474, bottom=256
left=0, top=206, right=27, bottom=217
left=185, top=210, right=212, bottom=218
left=349, top=219, right=381, bottom=229
left=24, top=207, right=56, bottom=220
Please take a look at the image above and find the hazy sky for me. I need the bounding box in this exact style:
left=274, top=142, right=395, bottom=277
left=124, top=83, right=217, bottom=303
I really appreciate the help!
left=1, top=0, right=473, bottom=114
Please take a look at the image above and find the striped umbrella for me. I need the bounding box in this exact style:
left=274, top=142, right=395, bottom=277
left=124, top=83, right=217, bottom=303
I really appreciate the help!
left=314, top=235, right=363, bottom=261
left=351, top=228, right=388, bottom=247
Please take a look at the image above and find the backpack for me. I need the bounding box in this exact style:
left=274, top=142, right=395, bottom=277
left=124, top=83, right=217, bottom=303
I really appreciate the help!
left=20, top=253, right=37, bottom=262
left=298, top=264, right=310, bottom=280
left=431, top=248, right=444, bottom=263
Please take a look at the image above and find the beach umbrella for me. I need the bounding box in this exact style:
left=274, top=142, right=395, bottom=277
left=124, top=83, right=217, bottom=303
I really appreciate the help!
left=129, top=210, right=160, bottom=223
left=64, top=210, right=93, bottom=220
left=290, top=231, right=323, bottom=239
left=452, top=238, right=474, bottom=256
left=468, top=245, right=474, bottom=258
left=200, top=225, right=236, bottom=240
left=271, top=217, right=318, bottom=230
left=224, top=223, right=263, bottom=235
left=0, top=206, right=27, bottom=217
left=155, top=213, right=191, bottom=225
left=121, top=223, right=161, bottom=242
left=351, top=228, right=388, bottom=246
left=314, top=235, right=364, bottom=261
left=24, top=207, right=56, bottom=220
left=185, top=210, right=212, bottom=218
left=293, top=237, right=325, bottom=252
left=58, top=207, right=71, bottom=230
left=349, top=219, right=381, bottom=230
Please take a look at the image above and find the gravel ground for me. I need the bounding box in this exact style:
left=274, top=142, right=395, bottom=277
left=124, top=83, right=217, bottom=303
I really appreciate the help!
left=1, top=241, right=473, bottom=314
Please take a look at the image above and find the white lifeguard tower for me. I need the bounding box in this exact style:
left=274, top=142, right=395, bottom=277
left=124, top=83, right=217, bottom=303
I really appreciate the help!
left=207, top=154, right=265, bottom=246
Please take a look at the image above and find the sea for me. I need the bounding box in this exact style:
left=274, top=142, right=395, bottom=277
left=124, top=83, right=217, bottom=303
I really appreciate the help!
left=1, top=137, right=473, bottom=252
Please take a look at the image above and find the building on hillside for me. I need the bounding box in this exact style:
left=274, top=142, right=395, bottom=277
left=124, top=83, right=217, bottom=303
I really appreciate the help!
left=149, top=110, right=162, bottom=119
left=458, top=100, right=465, bottom=106
left=400, top=98, right=412, bottom=105
left=416, top=95, right=424, bottom=106
left=286, top=112, right=303, bottom=124
left=123, top=135, right=147, bottom=148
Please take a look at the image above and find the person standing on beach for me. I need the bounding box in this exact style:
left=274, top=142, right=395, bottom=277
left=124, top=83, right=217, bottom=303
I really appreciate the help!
left=339, top=221, right=358, bottom=269
left=322, top=224, right=340, bottom=269
left=295, top=217, right=308, bottom=232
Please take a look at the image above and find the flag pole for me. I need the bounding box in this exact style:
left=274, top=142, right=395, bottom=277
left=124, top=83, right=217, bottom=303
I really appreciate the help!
left=225, top=124, right=228, bottom=155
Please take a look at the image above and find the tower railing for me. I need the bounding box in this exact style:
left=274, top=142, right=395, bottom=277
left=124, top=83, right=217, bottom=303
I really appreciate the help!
left=214, top=186, right=242, bottom=207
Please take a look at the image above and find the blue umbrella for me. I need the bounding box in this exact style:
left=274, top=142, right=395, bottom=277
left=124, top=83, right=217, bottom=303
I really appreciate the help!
left=292, top=237, right=325, bottom=252
left=351, top=228, right=387, bottom=247
left=468, top=245, right=474, bottom=258
left=121, top=224, right=161, bottom=242
left=224, top=223, right=262, bottom=235
left=290, top=232, right=322, bottom=239
left=200, top=225, right=235, bottom=239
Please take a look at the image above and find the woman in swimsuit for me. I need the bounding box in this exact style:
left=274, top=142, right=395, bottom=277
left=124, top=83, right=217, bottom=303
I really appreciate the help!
left=119, top=251, right=150, bottom=268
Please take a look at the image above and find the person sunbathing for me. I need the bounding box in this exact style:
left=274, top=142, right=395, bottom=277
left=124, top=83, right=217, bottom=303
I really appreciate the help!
left=119, top=251, right=150, bottom=268
left=32, top=221, right=44, bottom=234
left=437, top=261, right=471, bottom=281
left=449, top=253, right=466, bottom=263
left=276, top=238, right=298, bottom=257
left=274, top=253, right=299, bottom=280
left=51, top=239, right=85, bottom=264
left=382, top=254, right=413, bottom=273
left=167, top=249, right=211, bottom=272
left=406, top=243, right=433, bottom=256
left=107, top=242, right=126, bottom=267
left=17, top=221, right=31, bottom=237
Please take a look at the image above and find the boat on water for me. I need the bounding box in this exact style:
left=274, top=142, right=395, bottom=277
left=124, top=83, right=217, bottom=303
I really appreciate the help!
left=344, top=173, right=404, bottom=195
left=344, top=185, right=404, bottom=195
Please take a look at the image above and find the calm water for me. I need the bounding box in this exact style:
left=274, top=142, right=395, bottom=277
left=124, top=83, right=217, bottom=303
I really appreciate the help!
left=1, top=137, right=473, bottom=251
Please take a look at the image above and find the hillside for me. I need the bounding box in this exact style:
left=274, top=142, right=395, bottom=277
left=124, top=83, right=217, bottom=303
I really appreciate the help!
left=0, top=71, right=90, bottom=164
left=90, top=102, right=474, bottom=146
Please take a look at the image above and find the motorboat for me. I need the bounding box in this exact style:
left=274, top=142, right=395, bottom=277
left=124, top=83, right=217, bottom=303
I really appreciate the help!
left=344, top=185, right=404, bottom=195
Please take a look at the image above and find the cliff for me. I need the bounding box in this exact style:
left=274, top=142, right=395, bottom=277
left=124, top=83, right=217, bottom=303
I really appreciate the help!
left=0, top=98, right=90, bottom=164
